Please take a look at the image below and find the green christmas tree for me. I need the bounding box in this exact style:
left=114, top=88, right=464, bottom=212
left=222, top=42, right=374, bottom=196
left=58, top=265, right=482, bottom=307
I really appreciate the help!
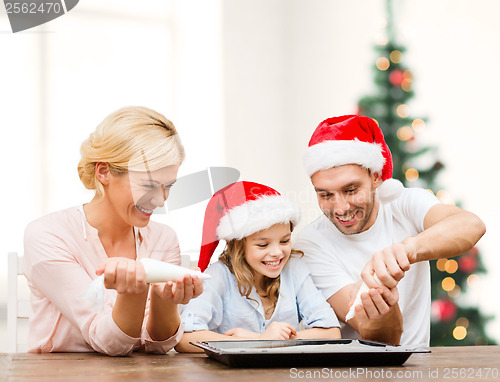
left=357, top=0, right=495, bottom=346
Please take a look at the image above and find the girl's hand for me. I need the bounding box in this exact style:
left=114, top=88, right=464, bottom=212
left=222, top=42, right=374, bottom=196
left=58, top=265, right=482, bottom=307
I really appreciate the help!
left=224, top=327, right=260, bottom=338
left=258, top=322, right=297, bottom=340
left=151, top=274, right=203, bottom=305
left=96, top=257, right=148, bottom=295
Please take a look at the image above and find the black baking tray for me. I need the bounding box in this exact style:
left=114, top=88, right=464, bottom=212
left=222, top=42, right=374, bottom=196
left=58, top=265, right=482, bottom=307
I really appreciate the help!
left=191, top=339, right=429, bottom=368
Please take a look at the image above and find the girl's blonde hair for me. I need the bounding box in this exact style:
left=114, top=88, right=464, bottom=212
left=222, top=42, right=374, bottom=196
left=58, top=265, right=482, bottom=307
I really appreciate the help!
left=78, top=106, right=185, bottom=198
left=218, top=223, right=302, bottom=311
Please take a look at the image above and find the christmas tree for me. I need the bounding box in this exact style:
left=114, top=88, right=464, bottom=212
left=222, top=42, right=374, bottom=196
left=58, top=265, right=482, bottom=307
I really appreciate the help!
left=356, top=0, right=495, bottom=346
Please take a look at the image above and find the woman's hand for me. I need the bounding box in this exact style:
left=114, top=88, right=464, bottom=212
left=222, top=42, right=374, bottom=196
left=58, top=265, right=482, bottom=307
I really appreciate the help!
left=151, top=274, right=203, bottom=305
left=96, top=257, right=148, bottom=295
left=258, top=322, right=297, bottom=340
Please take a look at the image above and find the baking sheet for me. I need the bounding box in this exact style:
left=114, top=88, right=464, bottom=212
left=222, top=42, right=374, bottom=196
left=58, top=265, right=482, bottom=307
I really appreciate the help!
left=191, top=339, right=429, bottom=368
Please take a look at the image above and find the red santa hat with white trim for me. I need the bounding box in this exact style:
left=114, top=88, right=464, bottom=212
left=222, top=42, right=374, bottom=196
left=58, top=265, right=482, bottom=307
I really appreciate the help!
left=197, top=181, right=300, bottom=272
left=303, top=114, right=404, bottom=202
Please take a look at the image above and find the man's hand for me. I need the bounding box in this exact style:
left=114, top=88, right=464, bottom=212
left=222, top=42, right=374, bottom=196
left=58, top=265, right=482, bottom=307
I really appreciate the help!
left=350, top=283, right=403, bottom=345
left=329, top=281, right=403, bottom=345
left=361, top=242, right=412, bottom=289
left=351, top=283, right=399, bottom=321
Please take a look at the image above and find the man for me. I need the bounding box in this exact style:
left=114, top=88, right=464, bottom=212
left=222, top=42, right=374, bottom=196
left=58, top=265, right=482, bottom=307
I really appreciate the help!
left=294, top=115, right=485, bottom=346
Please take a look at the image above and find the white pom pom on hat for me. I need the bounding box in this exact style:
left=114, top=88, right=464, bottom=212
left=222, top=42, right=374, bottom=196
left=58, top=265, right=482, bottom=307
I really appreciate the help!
left=303, top=114, right=404, bottom=203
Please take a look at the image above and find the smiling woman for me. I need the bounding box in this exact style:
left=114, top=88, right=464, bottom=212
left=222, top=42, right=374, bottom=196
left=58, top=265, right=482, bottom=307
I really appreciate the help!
left=22, top=106, right=203, bottom=356
left=128, top=166, right=179, bottom=218
left=78, top=107, right=184, bottom=229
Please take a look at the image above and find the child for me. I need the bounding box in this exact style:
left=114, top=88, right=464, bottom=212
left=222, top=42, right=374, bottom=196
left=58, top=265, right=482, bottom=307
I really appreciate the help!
left=176, top=181, right=340, bottom=353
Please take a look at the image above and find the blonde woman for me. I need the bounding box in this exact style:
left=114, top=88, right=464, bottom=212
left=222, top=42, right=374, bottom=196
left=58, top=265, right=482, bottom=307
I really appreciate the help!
left=176, top=181, right=340, bottom=353
left=23, top=106, right=202, bottom=356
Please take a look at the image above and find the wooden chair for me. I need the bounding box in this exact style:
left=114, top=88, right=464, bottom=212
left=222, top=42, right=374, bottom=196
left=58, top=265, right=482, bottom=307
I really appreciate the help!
left=7, top=252, right=30, bottom=353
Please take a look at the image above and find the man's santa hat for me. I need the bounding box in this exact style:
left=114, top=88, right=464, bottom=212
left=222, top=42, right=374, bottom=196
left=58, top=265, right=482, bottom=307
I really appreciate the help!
left=303, top=114, right=404, bottom=202
left=197, top=181, right=300, bottom=272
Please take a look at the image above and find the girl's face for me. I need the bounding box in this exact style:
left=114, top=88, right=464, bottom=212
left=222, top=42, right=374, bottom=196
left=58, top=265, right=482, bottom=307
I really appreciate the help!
left=107, top=164, right=180, bottom=228
left=244, top=223, right=292, bottom=284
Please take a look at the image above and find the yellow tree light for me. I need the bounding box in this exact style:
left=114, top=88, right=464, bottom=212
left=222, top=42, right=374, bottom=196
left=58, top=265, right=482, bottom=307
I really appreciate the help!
left=401, top=80, right=412, bottom=92
left=442, top=277, right=456, bottom=292
left=453, top=326, right=467, bottom=340
left=444, top=259, right=458, bottom=274
left=412, top=119, right=426, bottom=131
left=436, top=258, right=447, bottom=271
left=376, top=57, right=390, bottom=70
left=389, top=50, right=402, bottom=63
left=397, top=126, right=414, bottom=141
left=467, top=274, right=480, bottom=287
left=396, top=104, right=409, bottom=118
left=405, top=168, right=419, bottom=182
left=456, top=317, right=469, bottom=329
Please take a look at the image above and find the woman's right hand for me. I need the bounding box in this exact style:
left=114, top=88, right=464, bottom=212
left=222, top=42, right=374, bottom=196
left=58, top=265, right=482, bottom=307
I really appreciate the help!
left=96, top=257, right=148, bottom=295
left=258, top=322, right=297, bottom=340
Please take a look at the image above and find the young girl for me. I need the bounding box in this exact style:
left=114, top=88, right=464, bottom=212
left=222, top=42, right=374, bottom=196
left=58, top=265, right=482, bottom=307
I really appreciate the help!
left=23, top=106, right=203, bottom=356
left=176, top=181, right=340, bottom=352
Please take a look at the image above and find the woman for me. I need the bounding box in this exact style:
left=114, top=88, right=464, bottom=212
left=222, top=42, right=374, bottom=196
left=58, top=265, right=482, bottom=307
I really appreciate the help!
left=23, top=106, right=202, bottom=356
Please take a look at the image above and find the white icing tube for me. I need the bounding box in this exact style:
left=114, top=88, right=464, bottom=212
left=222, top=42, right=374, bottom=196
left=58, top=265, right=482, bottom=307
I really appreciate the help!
left=140, top=258, right=212, bottom=282
left=82, top=258, right=211, bottom=312
left=345, top=275, right=382, bottom=322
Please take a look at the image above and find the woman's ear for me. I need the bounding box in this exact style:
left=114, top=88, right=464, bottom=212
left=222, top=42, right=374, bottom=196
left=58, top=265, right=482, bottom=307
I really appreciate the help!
left=95, top=162, right=111, bottom=185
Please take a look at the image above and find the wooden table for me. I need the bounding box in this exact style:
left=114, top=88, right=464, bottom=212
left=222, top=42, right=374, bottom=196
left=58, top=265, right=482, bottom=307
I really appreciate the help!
left=1, top=346, right=499, bottom=381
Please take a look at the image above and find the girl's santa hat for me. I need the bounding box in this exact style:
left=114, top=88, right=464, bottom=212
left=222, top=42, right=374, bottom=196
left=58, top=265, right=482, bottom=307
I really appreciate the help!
left=303, top=114, right=404, bottom=202
left=198, top=181, right=300, bottom=272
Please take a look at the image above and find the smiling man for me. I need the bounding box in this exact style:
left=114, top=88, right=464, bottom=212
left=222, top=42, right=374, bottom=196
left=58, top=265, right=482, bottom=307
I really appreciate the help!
left=294, top=115, right=486, bottom=346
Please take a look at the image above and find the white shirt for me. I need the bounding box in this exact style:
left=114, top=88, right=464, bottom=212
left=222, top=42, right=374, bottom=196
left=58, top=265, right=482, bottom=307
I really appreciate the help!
left=294, top=187, right=440, bottom=346
left=181, top=257, right=340, bottom=334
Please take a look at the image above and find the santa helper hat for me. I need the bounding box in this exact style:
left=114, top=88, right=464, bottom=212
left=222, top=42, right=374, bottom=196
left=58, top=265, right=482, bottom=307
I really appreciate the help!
left=198, top=181, right=301, bottom=272
left=303, top=114, right=404, bottom=202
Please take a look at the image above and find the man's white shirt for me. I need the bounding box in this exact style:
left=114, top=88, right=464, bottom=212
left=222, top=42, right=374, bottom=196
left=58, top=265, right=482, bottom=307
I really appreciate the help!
left=294, top=187, right=440, bottom=346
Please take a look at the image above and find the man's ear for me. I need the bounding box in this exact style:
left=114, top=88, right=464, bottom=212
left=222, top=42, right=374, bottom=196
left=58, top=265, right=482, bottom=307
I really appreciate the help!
left=372, top=171, right=382, bottom=188
left=95, top=162, right=111, bottom=185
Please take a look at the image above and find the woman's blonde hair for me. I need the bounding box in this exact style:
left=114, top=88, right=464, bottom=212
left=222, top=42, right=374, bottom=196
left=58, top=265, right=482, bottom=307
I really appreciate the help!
left=78, top=106, right=185, bottom=198
left=218, top=223, right=302, bottom=312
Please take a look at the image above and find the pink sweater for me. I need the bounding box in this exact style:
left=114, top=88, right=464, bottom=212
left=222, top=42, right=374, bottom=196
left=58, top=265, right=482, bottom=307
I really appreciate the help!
left=23, top=206, right=183, bottom=356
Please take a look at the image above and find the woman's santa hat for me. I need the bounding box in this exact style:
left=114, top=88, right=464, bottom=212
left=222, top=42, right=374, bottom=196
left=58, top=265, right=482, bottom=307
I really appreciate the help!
left=197, top=181, right=300, bottom=272
left=303, top=114, right=404, bottom=202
